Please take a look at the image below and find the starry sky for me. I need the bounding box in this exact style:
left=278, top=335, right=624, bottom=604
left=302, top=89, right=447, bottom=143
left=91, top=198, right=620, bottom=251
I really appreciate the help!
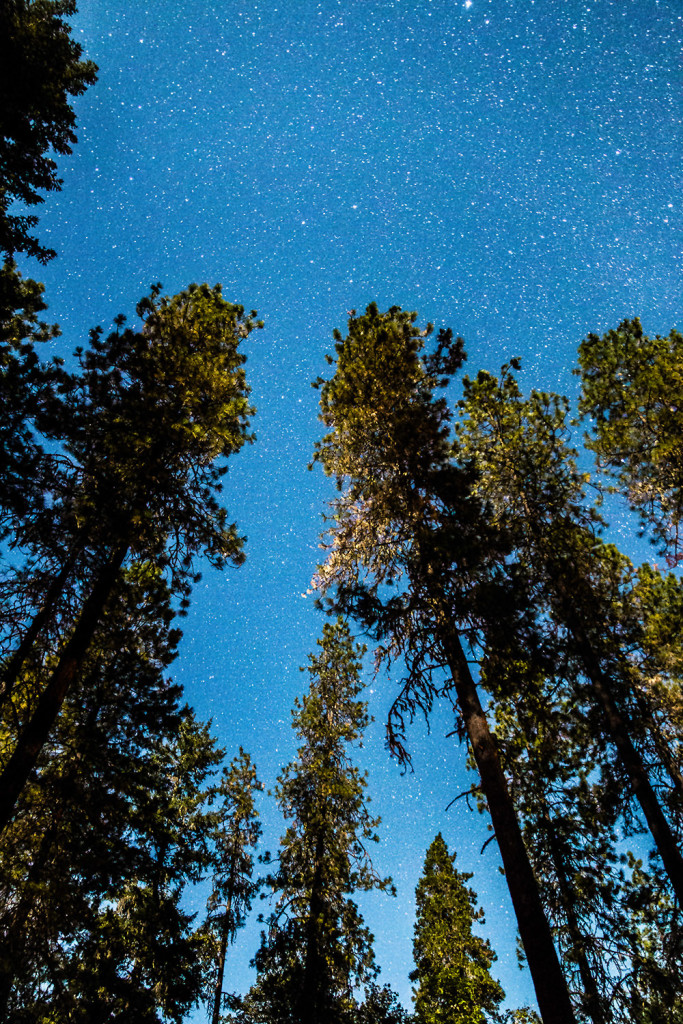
left=25, top=0, right=682, bottom=1014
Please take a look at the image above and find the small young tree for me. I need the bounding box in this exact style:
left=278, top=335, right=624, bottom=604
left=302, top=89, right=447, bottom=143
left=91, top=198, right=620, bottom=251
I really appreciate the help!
left=204, top=748, right=262, bottom=1024
left=241, top=619, right=393, bottom=1024
left=411, top=834, right=504, bottom=1024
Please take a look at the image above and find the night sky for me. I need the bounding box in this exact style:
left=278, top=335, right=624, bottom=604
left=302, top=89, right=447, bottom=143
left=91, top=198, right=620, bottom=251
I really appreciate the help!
left=24, top=0, right=681, bottom=1013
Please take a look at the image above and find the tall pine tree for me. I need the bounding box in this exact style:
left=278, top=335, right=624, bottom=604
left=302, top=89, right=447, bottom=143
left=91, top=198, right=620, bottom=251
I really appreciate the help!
left=0, top=282, right=261, bottom=830
left=239, top=619, right=393, bottom=1024
left=312, top=304, right=575, bottom=1024
left=456, top=363, right=683, bottom=905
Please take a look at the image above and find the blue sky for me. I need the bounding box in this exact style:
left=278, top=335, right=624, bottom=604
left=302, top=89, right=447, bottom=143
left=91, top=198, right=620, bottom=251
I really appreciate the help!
left=22, top=0, right=681, bottom=1013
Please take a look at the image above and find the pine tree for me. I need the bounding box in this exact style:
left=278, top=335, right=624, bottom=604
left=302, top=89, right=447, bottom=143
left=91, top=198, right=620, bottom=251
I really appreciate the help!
left=0, top=0, right=96, bottom=700
left=577, top=318, right=683, bottom=565
left=240, top=619, right=393, bottom=1024
left=0, top=282, right=262, bottom=831
left=0, top=565, right=222, bottom=1021
left=204, top=748, right=262, bottom=1024
left=312, top=304, right=575, bottom=1024
left=453, top=358, right=683, bottom=1018
left=0, top=0, right=97, bottom=263
left=411, top=833, right=504, bottom=1024
left=455, top=363, right=683, bottom=905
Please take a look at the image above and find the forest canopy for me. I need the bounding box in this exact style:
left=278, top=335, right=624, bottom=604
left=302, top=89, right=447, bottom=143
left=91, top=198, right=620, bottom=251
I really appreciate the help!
left=0, top=2, right=681, bottom=1023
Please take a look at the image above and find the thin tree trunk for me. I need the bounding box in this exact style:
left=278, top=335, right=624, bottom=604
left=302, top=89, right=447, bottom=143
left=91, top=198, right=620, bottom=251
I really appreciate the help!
left=212, top=850, right=237, bottom=1024
left=0, top=538, right=82, bottom=708
left=565, top=616, right=683, bottom=906
left=632, top=685, right=683, bottom=798
left=541, top=558, right=683, bottom=902
left=591, top=663, right=683, bottom=903
left=539, top=799, right=609, bottom=1024
left=444, top=630, right=577, bottom=1024
left=0, top=541, right=128, bottom=834
left=300, top=825, right=327, bottom=1024
left=0, top=815, right=60, bottom=1012
left=211, top=916, right=231, bottom=1024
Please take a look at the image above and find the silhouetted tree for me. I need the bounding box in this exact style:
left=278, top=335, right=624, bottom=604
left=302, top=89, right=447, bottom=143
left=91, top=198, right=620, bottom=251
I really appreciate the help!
left=0, top=565, right=220, bottom=1021
left=204, top=749, right=262, bottom=1024
left=240, top=619, right=393, bottom=1024
left=311, top=303, right=575, bottom=1024
left=0, top=282, right=261, bottom=831
left=0, top=0, right=97, bottom=262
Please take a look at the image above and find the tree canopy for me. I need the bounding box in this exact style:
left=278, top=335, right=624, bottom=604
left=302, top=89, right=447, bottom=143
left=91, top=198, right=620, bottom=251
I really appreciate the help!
left=238, top=619, right=394, bottom=1024
left=1, top=4, right=681, bottom=1020
left=312, top=303, right=576, bottom=1023
left=577, top=318, right=683, bottom=565
left=0, top=0, right=97, bottom=262
left=411, top=833, right=505, bottom=1024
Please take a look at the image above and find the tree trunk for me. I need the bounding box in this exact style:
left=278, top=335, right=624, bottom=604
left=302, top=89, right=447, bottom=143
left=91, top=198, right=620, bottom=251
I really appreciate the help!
left=565, top=618, right=683, bottom=906
left=539, top=798, right=610, bottom=1024
left=300, top=824, right=327, bottom=1024
left=632, top=685, right=683, bottom=799
left=211, top=916, right=231, bottom=1024
left=0, top=538, right=82, bottom=708
left=444, top=630, right=577, bottom=1024
left=212, top=850, right=237, bottom=1024
left=0, top=541, right=128, bottom=834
